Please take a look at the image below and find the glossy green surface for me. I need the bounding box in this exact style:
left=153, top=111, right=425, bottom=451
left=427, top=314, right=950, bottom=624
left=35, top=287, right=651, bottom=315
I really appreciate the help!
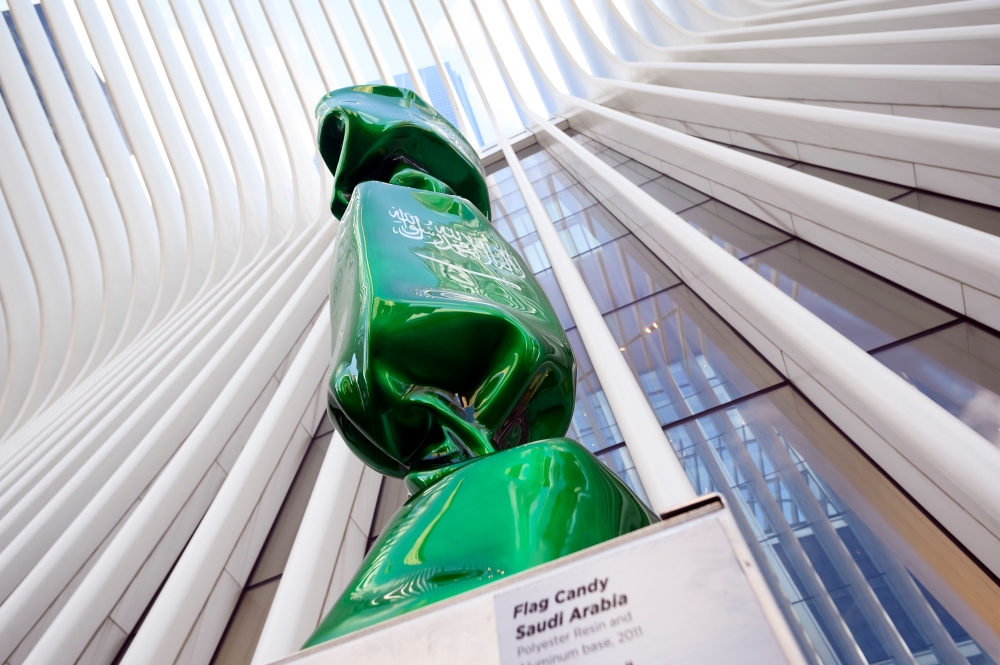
left=309, top=86, right=655, bottom=651
left=304, top=439, right=658, bottom=646
left=316, top=85, right=490, bottom=220
left=327, top=180, right=575, bottom=477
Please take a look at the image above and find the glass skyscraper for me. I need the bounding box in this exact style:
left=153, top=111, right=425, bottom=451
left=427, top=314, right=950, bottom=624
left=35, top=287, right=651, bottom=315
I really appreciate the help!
left=394, top=62, right=485, bottom=148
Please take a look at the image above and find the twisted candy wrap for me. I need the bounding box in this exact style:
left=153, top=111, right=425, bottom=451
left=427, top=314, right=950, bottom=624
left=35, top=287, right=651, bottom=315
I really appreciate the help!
left=307, top=85, right=655, bottom=647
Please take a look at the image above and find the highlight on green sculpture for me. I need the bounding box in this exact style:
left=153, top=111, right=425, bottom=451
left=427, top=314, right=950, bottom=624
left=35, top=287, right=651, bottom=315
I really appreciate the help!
left=305, top=85, right=657, bottom=648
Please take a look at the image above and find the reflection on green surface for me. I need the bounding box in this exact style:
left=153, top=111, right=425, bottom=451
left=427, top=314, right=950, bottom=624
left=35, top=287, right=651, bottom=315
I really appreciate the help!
left=316, top=85, right=490, bottom=220
left=304, top=439, right=657, bottom=646
left=327, top=180, right=576, bottom=476
left=306, top=86, right=654, bottom=647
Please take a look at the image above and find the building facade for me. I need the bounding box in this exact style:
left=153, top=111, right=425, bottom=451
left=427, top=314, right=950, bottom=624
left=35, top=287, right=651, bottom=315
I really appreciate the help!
left=0, top=0, right=999, bottom=664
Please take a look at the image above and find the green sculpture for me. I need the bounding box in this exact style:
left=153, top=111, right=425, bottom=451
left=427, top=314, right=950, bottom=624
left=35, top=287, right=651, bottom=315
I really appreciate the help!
left=316, top=84, right=489, bottom=220
left=306, top=85, right=657, bottom=647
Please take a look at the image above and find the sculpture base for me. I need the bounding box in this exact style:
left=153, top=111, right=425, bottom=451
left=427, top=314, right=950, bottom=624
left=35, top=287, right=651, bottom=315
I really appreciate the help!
left=272, top=495, right=807, bottom=665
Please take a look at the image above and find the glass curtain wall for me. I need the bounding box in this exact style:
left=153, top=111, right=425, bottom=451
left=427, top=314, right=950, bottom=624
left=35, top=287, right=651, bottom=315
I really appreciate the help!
left=708, top=143, right=1000, bottom=447
left=484, top=137, right=999, bottom=665
left=674, top=140, right=1000, bottom=452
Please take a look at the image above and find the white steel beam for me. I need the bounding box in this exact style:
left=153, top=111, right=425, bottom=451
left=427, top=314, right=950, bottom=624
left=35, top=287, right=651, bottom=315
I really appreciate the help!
left=444, top=0, right=697, bottom=514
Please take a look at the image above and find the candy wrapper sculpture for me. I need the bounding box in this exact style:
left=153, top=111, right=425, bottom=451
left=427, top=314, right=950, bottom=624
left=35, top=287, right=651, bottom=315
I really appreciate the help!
left=306, top=85, right=657, bottom=647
